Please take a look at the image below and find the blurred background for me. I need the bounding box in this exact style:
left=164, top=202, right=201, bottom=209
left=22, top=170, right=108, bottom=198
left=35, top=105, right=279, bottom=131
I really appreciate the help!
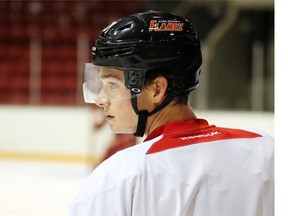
left=0, top=0, right=274, bottom=215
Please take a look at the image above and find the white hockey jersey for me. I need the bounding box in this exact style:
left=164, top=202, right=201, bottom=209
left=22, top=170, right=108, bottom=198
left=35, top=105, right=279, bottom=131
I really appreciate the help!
left=69, top=119, right=274, bottom=216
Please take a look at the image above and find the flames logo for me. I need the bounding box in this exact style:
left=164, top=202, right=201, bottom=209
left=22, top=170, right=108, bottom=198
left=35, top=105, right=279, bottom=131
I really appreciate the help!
left=149, top=20, right=184, bottom=32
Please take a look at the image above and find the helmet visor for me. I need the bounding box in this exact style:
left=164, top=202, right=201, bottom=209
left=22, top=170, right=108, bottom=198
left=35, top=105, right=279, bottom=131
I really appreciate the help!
left=83, top=63, right=140, bottom=104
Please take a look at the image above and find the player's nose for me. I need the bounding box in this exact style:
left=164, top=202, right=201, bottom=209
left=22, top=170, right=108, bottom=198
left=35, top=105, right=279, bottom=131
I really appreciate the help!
left=95, top=96, right=109, bottom=108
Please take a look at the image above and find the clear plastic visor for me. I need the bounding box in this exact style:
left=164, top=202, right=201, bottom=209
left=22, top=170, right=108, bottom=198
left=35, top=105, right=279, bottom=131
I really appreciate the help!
left=83, top=63, right=138, bottom=104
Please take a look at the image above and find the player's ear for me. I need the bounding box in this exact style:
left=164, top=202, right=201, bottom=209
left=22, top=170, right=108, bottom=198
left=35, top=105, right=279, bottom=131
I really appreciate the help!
left=151, top=76, right=168, bottom=103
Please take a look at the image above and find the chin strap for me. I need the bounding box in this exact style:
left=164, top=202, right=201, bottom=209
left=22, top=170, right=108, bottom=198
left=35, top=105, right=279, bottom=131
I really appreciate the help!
left=133, top=110, right=149, bottom=137
left=131, top=94, right=174, bottom=137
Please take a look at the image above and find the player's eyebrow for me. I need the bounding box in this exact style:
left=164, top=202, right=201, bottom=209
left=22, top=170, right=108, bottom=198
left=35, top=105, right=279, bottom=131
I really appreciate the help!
left=99, top=69, right=123, bottom=80
left=100, top=73, right=119, bottom=79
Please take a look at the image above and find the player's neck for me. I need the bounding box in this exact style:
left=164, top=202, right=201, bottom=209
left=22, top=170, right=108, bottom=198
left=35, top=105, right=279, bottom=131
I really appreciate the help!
left=145, top=103, right=197, bottom=136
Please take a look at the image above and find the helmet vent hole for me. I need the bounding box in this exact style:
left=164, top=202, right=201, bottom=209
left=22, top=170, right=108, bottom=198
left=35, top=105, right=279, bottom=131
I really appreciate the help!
left=118, top=23, right=133, bottom=31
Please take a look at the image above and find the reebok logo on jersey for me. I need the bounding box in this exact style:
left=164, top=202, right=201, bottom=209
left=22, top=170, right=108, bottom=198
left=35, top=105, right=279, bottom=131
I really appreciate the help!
left=179, top=131, right=221, bottom=141
left=146, top=126, right=262, bottom=154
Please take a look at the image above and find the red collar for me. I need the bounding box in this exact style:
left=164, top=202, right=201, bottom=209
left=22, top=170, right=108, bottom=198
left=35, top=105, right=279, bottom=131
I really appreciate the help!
left=144, top=119, right=212, bottom=142
left=144, top=119, right=261, bottom=154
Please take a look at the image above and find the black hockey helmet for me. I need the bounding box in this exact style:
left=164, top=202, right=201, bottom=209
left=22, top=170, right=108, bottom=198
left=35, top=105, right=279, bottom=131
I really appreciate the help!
left=90, top=11, right=202, bottom=136
left=92, top=10, right=202, bottom=97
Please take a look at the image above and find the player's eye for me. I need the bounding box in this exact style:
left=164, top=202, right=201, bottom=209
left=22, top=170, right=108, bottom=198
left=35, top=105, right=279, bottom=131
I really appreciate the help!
left=109, top=82, right=118, bottom=89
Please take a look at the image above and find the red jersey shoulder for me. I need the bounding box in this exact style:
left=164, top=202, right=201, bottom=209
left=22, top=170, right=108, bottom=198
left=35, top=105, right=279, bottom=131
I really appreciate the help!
left=146, top=127, right=262, bottom=154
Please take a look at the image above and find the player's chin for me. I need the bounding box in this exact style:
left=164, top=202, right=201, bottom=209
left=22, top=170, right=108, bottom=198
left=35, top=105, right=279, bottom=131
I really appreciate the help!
left=110, top=124, right=136, bottom=134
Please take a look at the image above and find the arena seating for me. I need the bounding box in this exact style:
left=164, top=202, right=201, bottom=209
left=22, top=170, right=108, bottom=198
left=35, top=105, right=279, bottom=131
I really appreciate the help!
left=0, top=0, right=149, bottom=105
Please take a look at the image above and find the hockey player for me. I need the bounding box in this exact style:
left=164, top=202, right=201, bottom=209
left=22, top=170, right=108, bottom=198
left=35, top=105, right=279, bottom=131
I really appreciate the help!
left=70, top=11, right=274, bottom=215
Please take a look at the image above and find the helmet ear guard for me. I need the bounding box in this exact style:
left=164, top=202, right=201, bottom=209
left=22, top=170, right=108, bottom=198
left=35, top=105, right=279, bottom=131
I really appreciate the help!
left=124, top=69, right=146, bottom=96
